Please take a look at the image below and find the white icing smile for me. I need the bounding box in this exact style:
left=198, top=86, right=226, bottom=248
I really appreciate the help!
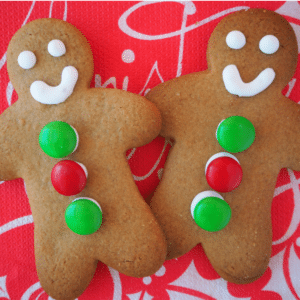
left=30, top=66, right=78, bottom=105
left=222, top=64, right=275, bottom=97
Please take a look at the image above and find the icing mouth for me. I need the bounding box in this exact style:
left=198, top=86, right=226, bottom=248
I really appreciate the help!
left=222, top=64, right=275, bottom=97
left=30, top=66, right=78, bottom=105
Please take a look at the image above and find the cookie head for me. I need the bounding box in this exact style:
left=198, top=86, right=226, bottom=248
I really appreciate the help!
left=207, top=9, right=298, bottom=97
left=7, top=18, right=94, bottom=104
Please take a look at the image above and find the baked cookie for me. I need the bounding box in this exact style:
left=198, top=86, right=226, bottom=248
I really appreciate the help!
left=146, top=8, right=298, bottom=284
left=3, top=18, right=166, bottom=300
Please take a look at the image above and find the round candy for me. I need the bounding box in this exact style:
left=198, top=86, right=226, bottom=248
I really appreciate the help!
left=51, top=160, right=87, bottom=196
left=39, top=121, right=79, bottom=158
left=205, top=152, right=242, bottom=193
left=216, top=116, right=255, bottom=153
left=65, top=198, right=102, bottom=235
left=191, top=191, right=231, bottom=232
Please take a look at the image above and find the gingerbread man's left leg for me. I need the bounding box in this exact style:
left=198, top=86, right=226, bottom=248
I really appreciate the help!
left=201, top=162, right=276, bottom=283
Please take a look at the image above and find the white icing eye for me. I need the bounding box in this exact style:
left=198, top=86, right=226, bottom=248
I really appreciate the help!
left=259, top=35, right=279, bottom=54
left=48, top=39, right=66, bottom=57
left=18, top=51, right=36, bottom=69
left=226, top=31, right=246, bottom=50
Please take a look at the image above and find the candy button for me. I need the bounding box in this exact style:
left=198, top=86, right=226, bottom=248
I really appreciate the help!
left=191, top=191, right=231, bottom=232
left=216, top=116, right=255, bottom=153
left=39, top=121, right=79, bottom=158
left=205, top=152, right=242, bottom=193
left=51, top=160, right=87, bottom=196
left=65, top=198, right=102, bottom=235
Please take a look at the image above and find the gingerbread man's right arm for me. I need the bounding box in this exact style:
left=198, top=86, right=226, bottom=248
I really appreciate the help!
left=0, top=104, right=24, bottom=181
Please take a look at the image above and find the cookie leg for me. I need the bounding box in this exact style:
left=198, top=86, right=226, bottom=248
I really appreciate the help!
left=150, top=143, right=207, bottom=259
left=25, top=185, right=98, bottom=300
left=86, top=157, right=167, bottom=277
left=201, top=170, right=275, bottom=284
left=35, top=237, right=97, bottom=300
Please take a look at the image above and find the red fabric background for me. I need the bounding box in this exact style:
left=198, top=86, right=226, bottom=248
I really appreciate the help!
left=1, top=1, right=300, bottom=299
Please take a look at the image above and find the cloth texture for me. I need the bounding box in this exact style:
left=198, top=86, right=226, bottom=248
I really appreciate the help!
left=0, top=1, right=300, bottom=299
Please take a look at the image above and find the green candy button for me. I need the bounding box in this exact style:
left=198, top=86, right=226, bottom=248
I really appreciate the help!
left=216, top=116, right=255, bottom=153
left=191, top=191, right=231, bottom=232
left=65, top=198, right=103, bottom=235
left=39, top=121, right=78, bottom=158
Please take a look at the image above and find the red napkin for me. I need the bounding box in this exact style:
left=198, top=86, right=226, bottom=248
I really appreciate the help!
left=0, top=2, right=300, bottom=299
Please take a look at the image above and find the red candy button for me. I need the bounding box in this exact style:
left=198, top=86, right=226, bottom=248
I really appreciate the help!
left=51, top=160, right=88, bottom=196
left=205, top=152, right=242, bottom=193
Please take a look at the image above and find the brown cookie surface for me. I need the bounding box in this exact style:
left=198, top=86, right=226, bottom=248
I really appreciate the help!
left=146, top=9, right=299, bottom=284
left=3, top=18, right=166, bottom=300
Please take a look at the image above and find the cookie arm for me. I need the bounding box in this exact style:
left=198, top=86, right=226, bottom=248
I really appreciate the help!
left=100, top=89, right=162, bottom=150
left=276, top=97, right=300, bottom=171
left=146, top=72, right=206, bottom=141
left=0, top=107, right=22, bottom=181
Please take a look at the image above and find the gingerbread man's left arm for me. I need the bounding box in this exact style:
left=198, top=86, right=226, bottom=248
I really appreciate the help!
left=273, top=95, right=300, bottom=172
left=96, top=88, right=162, bottom=151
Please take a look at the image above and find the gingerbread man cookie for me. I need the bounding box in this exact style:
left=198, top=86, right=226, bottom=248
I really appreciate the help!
left=3, top=18, right=166, bottom=299
left=146, top=9, right=298, bottom=284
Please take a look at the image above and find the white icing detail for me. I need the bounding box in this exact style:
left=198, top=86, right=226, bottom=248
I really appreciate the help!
left=72, top=197, right=102, bottom=212
left=205, top=152, right=239, bottom=174
left=259, top=35, right=279, bottom=54
left=226, top=30, right=246, bottom=49
left=222, top=64, right=275, bottom=97
left=75, top=161, right=88, bottom=178
left=122, top=49, right=135, bottom=63
left=18, top=51, right=36, bottom=69
left=70, top=125, right=79, bottom=153
left=190, top=191, right=223, bottom=219
left=48, top=39, right=66, bottom=57
left=30, top=66, right=78, bottom=104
